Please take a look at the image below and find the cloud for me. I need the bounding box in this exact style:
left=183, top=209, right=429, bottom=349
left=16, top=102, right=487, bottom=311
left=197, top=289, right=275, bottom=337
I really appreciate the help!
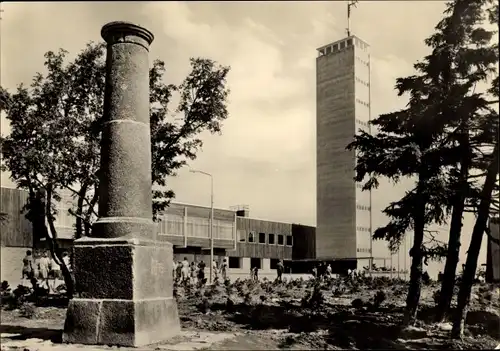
left=145, top=2, right=306, bottom=105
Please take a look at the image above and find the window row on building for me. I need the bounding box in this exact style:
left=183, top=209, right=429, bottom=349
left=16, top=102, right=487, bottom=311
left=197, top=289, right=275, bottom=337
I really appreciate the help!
left=356, top=204, right=371, bottom=211
left=357, top=248, right=372, bottom=253
left=356, top=98, right=370, bottom=108
left=240, top=231, right=293, bottom=246
left=227, top=257, right=285, bottom=270
left=324, top=37, right=367, bottom=52
left=355, top=76, right=369, bottom=87
left=356, top=56, right=369, bottom=66
left=356, top=119, right=369, bottom=128
left=357, top=226, right=371, bottom=232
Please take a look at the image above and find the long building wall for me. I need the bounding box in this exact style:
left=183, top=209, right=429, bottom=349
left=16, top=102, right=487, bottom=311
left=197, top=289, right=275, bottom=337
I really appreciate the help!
left=228, top=217, right=293, bottom=260
left=1, top=187, right=300, bottom=263
left=1, top=186, right=317, bottom=284
left=0, top=187, right=32, bottom=247
left=157, top=202, right=236, bottom=250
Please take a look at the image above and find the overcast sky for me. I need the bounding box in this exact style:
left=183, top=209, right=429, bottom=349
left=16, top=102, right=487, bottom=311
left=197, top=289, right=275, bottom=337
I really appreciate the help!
left=0, top=1, right=490, bottom=274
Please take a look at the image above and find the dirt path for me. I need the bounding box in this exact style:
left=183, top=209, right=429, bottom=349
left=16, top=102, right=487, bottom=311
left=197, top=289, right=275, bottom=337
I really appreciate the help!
left=1, top=278, right=499, bottom=350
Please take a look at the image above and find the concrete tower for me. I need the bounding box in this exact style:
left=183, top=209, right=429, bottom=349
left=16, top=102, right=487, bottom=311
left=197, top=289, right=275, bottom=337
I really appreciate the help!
left=316, top=35, right=373, bottom=267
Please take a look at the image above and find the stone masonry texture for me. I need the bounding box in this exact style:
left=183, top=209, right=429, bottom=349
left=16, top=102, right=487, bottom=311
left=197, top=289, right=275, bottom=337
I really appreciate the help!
left=62, top=22, right=180, bottom=347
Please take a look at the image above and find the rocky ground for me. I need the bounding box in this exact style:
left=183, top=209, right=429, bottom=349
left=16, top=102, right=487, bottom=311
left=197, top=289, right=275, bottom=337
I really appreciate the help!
left=1, top=276, right=499, bottom=350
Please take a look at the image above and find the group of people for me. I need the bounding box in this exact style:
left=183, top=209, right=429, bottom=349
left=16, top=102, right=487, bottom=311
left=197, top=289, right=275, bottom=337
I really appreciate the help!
left=312, top=262, right=333, bottom=279
left=21, top=249, right=71, bottom=293
left=173, top=257, right=229, bottom=285
left=251, top=259, right=285, bottom=282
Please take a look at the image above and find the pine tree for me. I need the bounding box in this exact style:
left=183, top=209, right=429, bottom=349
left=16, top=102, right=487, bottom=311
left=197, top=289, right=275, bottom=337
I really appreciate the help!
left=422, top=0, right=499, bottom=322
left=452, top=47, right=499, bottom=339
left=347, top=0, right=498, bottom=325
left=347, top=91, right=451, bottom=325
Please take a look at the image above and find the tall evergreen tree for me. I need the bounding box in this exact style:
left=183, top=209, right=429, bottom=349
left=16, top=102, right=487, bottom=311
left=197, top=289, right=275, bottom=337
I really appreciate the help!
left=347, top=90, right=450, bottom=325
left=422, top=0, right=500, bottom=322
left=347, top=0, right=498, bottom=325
left=452, top=19, right=499, bottom=335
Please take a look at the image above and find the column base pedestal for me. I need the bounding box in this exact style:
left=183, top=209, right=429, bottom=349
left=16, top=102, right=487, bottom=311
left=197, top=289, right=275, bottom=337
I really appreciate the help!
left=62, top=237, right=180, bottom=347
left=63, top=297, right=180, bottom=347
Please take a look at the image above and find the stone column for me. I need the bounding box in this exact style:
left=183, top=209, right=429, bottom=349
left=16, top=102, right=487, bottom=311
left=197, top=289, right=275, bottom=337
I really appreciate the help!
left=63, top=22, right=180, bottom=347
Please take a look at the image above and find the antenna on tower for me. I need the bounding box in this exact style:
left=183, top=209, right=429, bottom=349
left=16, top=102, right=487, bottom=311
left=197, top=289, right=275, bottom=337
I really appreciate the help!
left=346, top=0, right=359, bottom=37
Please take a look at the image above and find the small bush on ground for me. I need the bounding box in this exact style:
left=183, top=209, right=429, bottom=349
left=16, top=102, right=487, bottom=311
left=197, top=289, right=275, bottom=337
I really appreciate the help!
left=19, top=302, right=37, bottom=319
left=373, top=290, right=387, bottom=308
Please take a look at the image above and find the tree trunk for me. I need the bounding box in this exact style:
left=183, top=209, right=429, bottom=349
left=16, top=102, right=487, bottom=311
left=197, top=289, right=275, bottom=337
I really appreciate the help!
left=436, top=202, right=463, bottom=322
left=452, top=143, right=499, bottom=338
left=75, top=184, right=88, bottom=240
left=404, top=175, right=427, bottom=326
left=41, top=186, right=75, bottom=299
left=436, top=132, right=470, bottom=322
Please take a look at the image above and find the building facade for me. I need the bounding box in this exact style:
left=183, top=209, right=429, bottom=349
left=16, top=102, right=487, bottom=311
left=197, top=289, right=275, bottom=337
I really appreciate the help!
left=0, top=187, right=32, bottom=285
left=316, top=35, right=373, bottom=266
left=0, top=186, right=307, bottom=283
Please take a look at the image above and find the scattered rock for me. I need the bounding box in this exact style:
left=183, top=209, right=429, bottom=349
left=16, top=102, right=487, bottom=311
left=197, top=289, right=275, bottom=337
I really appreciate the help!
left=436, top=322, right=453, bottom=331
left=404, top=325, right=426, bottom=333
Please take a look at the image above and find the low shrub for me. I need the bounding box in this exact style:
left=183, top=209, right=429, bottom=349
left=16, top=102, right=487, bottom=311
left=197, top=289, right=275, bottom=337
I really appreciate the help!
left=301, top=284, right=325, bottom=309
left=373, top=290, right=386, bottom=308
left=19, top=302, right=37, bottom=319
left=2, top=284, right=32, bottom=311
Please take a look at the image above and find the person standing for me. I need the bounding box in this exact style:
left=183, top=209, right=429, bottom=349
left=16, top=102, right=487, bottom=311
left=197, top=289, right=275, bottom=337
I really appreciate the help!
left=220, top=258, right=228, bottom=282
left=49, top=254, right=62, bottom=293
left=181, top=257, right=189, bottom=283
left=252, top=266, right=259, bottom=281
left=190, top=262, right=197, bottom=285
left=212, top=260, right=219, bottom=281
left=276, top=259, right=284, bottom=282
left=21, top=250, right=34, bottom=284
left=326, top=263, right=332, bottom=277
left=38, top=251, right=51, bottom=290
left=197, top=259, right=206, bottom=284
left=175, top=261, right=182, bottom=282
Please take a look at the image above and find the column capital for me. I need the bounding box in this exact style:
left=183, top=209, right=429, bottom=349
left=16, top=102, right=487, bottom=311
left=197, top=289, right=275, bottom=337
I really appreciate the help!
left=101, top=21, right=154, bottom=46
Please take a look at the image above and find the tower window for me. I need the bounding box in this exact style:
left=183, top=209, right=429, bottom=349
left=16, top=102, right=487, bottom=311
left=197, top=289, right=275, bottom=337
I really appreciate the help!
left=347, top=39, right=353, bottom=47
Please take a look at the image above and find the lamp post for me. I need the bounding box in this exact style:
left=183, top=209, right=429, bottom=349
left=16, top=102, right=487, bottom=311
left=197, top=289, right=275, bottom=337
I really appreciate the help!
left=190, top=169, right=214, bottom=284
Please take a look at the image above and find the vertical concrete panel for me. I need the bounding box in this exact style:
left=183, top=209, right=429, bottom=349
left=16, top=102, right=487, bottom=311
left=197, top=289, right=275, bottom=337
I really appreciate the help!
left=262, top=258, right=271, bottom=271
left=242, top=257, right=250, bottom=271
